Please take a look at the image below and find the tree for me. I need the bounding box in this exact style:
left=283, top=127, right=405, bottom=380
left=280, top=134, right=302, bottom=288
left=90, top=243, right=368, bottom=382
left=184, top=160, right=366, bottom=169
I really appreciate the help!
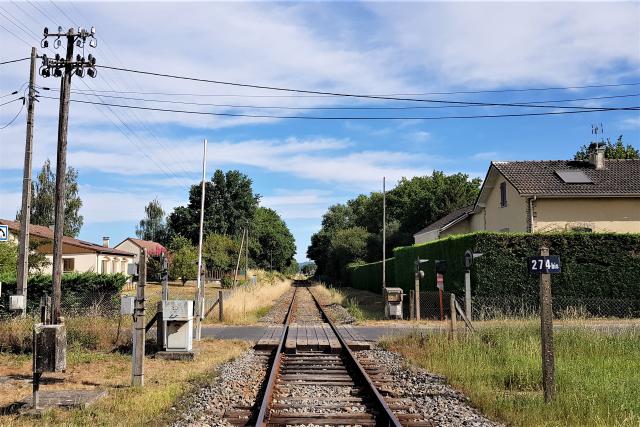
left=18, top=159, right=84, bottom=238
left=0, top=241, right=50, bottom=280
left=574, top=135, right=639, bottom=160
left=307, top=171, right=481, bottom=282
left=327, top=227, right=369, bottom=282
left=202, top=233, right=239, bottom=273
left=167, top=169, right=260, bottom=243
left=136, top=198, right=167, bottom=242
left=250, top=207, right=296, bottom=272
left=388, top=171, right=481, bottom=235
left=301, top=262, right=317, bottom=276
left=169, top=244, right=198, bottom=285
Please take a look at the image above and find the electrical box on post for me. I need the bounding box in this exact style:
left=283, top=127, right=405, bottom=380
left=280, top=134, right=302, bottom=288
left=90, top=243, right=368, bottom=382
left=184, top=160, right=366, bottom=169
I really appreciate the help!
left=120, top=296, right=135, bottom=315
left=33, top=323, right=66, bottom=373
left=162, top=300, right=193, bottom=352
left=384, top=287, right=404, bottom=320
left=9, top=295, right=26, bottom=311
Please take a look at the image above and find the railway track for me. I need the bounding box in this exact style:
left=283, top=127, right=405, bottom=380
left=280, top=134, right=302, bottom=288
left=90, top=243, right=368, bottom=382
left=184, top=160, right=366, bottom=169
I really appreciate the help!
left=225, top=280, right=432, bottom=427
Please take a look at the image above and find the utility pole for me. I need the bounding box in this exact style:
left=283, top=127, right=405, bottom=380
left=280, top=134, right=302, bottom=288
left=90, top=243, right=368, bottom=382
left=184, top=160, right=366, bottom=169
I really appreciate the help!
left=194, top=138, right=207, bottom=341
left=132, top=249, right=146, bottom=387
left=39, top=26, right=97, bottom=324
left=382, top=176, right=386, bottom=292
left=245, top=225, right=249, bottom=279
left=233, top=228, right=246, bottom=286
left=16, top=47, right=38, bottom=318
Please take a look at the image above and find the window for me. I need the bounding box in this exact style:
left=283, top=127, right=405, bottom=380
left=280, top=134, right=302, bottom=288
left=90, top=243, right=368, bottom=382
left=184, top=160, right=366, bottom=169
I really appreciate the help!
left=112, top=260, right=117, bottom=274
left=101, top=259, right=108, bottom=274
left=62, top=258, right=74, bottom=272
left=121, top=261, right=127, bottom=272
left=500, top=182, right=507, bottom=207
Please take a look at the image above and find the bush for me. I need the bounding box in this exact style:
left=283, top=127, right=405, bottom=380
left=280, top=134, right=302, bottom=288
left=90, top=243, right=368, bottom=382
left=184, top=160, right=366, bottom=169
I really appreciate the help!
left=0, top=272, right=128, bottom=316
left=349, top=232, right=640, bottom=303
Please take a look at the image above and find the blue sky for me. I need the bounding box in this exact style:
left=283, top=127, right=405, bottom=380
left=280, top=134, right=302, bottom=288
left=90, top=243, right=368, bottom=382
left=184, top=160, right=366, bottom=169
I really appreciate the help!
left=1, top=1, right=639, bottom=261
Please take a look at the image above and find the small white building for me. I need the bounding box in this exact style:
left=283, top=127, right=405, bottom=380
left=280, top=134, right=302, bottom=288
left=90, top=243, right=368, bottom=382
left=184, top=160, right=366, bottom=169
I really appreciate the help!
left=1, top=219, right=134, bottom=274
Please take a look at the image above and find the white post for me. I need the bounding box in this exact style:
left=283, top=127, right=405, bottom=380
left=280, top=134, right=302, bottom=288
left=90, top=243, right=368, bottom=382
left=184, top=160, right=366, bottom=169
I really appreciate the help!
left=465, top=269, right=472, bottom=320
left=382, top=176, right=386, bottom=292
left=194, top=138, right=207, bottom=341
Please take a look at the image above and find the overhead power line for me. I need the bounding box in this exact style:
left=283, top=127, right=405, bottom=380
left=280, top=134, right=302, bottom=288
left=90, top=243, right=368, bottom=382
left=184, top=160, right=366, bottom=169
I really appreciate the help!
left=96, top=65, right=640, bottom=100
left=96, top=64, right=640, bottom=109
left=40, top=88, right=639, bottom=111
left=0, top=56, right=30, bottom=65
left=36, top=95, right=639, bottom=120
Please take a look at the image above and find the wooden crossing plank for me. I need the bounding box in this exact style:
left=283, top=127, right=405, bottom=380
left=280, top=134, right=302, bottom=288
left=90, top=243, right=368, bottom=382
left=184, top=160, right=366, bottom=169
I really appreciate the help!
left=255, top=325, right=284, bottom=350
left=323, top=324, right=342, bottom=353
left=284, top=324, right=297, bottom=353
left=316, top=325, right=329, bottom=350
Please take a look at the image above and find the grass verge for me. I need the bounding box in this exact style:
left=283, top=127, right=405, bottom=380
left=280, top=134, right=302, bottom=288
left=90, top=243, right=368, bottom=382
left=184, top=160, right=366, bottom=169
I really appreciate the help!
left=210, top=274, right=292, bottom=324
left=0, top=339, right=249, bottom=426
left=382, top=322, right=640, bottom=426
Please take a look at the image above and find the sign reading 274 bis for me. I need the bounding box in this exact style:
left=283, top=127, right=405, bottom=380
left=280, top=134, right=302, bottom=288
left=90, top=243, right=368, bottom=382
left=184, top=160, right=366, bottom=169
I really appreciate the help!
left=528, top=255, right=561, bottom=274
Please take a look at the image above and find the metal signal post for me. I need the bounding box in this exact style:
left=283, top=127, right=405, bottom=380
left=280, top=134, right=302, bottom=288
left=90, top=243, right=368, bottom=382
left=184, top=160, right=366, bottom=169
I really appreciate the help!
left=39, top=26, right=97, bottom=324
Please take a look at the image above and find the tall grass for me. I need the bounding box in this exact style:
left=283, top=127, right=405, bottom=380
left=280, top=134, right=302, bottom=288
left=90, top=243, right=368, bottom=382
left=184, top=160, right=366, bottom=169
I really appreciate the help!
left=0, top=316, right=131, bottom=354
left=383, top=323, right=640, bottom=426
left=218, top=275, right=291, bottom=324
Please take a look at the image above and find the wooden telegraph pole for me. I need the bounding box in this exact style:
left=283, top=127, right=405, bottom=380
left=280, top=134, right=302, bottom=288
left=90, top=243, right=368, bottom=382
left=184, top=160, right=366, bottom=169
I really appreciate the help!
left=132, top=249, right=147, bottom=387
left=38, top=26, right=98, bottom=324
left=194, top=138, right=207, bottom=341
left=16, top=47, right=38, bottom=318
left=538, top=246, right=556, bottom=402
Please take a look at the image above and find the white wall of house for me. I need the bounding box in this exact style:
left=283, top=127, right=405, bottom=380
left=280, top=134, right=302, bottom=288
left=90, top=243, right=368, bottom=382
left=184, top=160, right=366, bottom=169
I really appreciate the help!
left=114, top=239, right=141, bottom=264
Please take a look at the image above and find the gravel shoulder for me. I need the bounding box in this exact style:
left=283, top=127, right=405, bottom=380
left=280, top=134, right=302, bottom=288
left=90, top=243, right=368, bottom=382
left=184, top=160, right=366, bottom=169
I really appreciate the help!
left=359, top=347, right=503, bottom=426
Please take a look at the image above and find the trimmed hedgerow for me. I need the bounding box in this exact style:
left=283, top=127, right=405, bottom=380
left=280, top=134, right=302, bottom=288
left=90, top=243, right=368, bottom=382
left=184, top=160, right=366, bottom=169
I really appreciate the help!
left=349, top=232, right=640, bottom=301
left=0, top=272, right=127, bottom=315
left=347, top=258, right=395, bottom=294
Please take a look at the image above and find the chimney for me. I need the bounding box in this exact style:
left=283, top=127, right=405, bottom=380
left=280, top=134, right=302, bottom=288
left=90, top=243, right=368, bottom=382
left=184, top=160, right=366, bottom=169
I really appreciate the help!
left=102, top=236, right=110, bottom=248
left=589, top=146, right=606, bottom=170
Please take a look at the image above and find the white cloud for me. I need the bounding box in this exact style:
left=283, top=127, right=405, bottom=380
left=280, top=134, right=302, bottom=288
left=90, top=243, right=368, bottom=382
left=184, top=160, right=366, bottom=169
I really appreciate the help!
left=261, top=190, right=338, bottom=220
left=369, top=2, right=640, bottom=87
left=408, top=131, right=431, bottom=143
left=621, top=116, right=640, bottom=129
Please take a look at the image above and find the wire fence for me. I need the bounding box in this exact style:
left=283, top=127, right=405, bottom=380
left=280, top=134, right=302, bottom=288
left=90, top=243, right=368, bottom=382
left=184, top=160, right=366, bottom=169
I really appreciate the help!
left=402, top=291, right=640, bottom=320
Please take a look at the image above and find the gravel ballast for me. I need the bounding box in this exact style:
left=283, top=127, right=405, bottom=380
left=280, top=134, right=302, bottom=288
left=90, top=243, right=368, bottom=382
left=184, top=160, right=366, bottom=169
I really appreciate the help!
left=358, top=347, right=503, bottom=427
left=172, top=349, right=269, bottom=427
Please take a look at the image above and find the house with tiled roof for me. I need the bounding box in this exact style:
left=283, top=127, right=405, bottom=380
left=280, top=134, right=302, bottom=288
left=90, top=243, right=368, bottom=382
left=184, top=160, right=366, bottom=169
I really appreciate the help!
left=114, top=237, right=167, bottom=265
left=0, top=219, right=134, bottom=274
left=414, top=147, right=640, bottom=243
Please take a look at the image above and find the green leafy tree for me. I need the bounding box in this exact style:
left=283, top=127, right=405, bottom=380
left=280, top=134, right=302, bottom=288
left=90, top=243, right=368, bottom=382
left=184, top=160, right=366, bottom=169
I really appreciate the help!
left=169, top=244, right=198, bottom=285
left=307, top=171, right=481, bottom=282
left=574, top=135, right=638, bottom=160
left=388, top=171, right=481, bottom=235
left=250, top=207, right=296, bottom=272
left=136, top=198, right=167, bottom=242
left=17, top=159, right=84, bottom=238
left=327, top=227, right=369, bottom=282
left=202, top=233, right=239, bottom=273
left=0, top=241, right=18, bottom=280
left=0, top=241, right=50, bottom=280
left=167, top=169, right=260, bottom=243
left=301, top=262, right=317, bottom=276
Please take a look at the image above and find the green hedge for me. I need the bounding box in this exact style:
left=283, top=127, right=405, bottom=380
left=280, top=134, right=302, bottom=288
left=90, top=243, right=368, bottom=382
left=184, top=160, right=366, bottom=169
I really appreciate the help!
left=349, top=232, right=640, bottom=300
left=347, top=258, right=395, bottom=294
left=0, top=272, right=128, bottom=315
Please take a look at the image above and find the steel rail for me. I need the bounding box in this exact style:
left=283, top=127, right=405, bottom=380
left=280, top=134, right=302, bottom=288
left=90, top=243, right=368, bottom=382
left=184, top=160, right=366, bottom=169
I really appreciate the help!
left=254, top=286, right=297, bottom=426
left=308, top=288, right=403, bottom=427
